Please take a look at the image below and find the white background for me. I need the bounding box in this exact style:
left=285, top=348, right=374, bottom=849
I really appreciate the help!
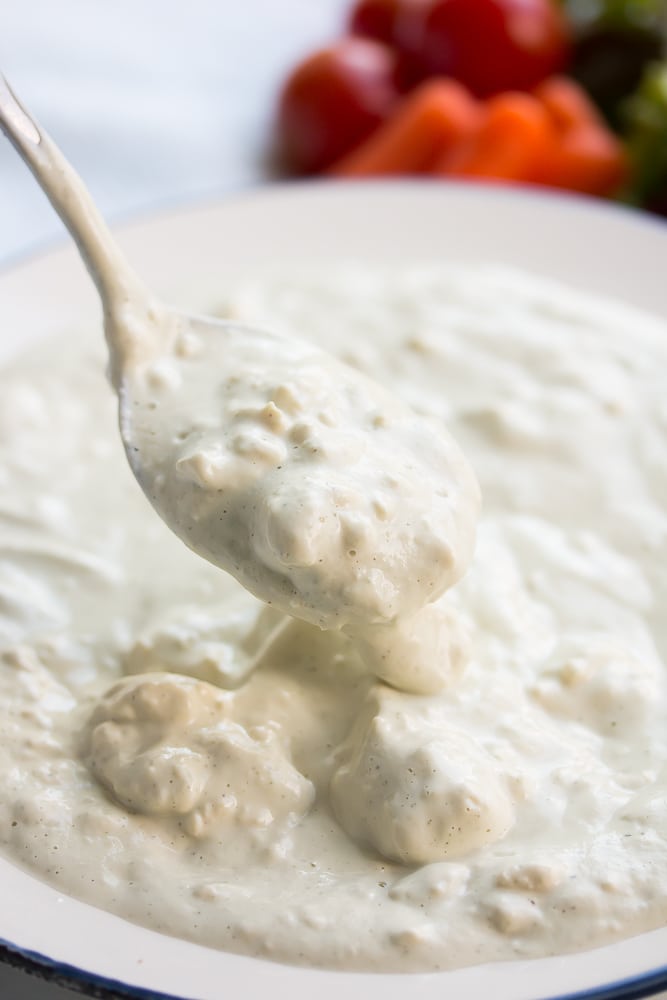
left=1, top=2, right=666, bottom=998
left=0, top=0, right=346, bottom=264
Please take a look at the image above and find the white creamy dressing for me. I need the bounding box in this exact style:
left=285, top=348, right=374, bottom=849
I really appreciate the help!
left=122, top=313, right=479, bottom=693
left=0, top=265, right=666, bottom=971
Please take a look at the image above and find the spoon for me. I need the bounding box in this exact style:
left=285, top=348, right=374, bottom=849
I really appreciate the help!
left=0, top=76, right=480, bottom=693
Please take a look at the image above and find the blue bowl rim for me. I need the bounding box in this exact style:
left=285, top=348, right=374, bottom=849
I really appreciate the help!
left=2, top=936, right=667, bottom=1000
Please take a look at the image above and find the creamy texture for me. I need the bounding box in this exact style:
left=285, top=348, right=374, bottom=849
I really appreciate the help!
left=122, top=314, right=479, bottom=693
left=2, top=89, right=479, bottom=695
left=0, top=265, right=666, bottom=972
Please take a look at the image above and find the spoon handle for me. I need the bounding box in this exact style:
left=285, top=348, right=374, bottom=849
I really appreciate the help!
left=0, top=75, right=148, bottom=319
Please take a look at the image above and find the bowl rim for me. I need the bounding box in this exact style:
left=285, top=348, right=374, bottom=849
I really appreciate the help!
left=2, top=936, right=667, bottom=1000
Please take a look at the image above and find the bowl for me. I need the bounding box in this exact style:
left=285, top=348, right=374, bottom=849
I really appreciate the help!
left=1, top=181, right=666, bottom=1000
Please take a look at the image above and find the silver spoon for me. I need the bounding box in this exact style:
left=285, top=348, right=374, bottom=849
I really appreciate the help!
left=0, top=76, right=480, bottom=693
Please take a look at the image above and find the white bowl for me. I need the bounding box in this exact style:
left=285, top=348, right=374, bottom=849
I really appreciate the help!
left=1, top=181, right=667, bottom=1000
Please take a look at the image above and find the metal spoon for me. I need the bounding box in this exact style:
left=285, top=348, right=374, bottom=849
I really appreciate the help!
left=0, top=76, right=479, bottom=692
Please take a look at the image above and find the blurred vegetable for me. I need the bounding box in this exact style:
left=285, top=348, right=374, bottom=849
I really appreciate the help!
left=347, top=0, right=429, bottom=86
left=347, top=0, right=407, bottom=43
left=439, top=75, right=627, bottom=194
left=271, top=0, right=661, bottom=208
left=623, top=62, right=667, bottom=212
left=562, top=0, right=667, bottom=34
left=535, top=73, right=604, bottom=129
left=436, top=92, right=554, bottom=179
left=545, top=125, right=628, bottom=193
left=535, top=76, right=628, bottom=194
left=402, top=0, right=572, bottom=97
left=330, top=78, right=481, bottom=175
left=276, top=39, right=401, bottom=173
left=564, top=0, right=665, bottom=127
left=329, top=69, right=626, bottom=196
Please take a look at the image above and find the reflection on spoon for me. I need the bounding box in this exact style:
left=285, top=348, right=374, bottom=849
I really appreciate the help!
left=0, top=76, right=480, bottom=693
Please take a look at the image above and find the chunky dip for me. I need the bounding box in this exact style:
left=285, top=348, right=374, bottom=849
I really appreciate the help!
left=0, top=265, right=666, bottom=972
left=123, top=308, right=480, bottom=695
